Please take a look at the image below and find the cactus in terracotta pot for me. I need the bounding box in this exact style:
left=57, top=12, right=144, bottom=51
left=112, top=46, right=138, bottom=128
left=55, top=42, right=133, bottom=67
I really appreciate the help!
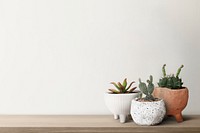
left=158, top=64, right=184, bottom=89
left=153, top=64, right=189, bottom=122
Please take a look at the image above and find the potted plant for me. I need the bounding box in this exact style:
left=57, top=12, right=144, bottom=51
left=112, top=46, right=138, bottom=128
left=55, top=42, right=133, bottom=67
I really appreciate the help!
left=153, top=64, right=189, bottom=122
left=104, top=78, right=139, bottom=123
left=131, top=75, right=166, bottom=126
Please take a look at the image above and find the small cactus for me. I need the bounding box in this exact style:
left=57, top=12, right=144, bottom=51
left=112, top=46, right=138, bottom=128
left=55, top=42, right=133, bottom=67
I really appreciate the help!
left=158, top=64, right=184, bottom=89
left=108, top=78, right=137, bottom=94
left=138, top=75, right=155, bottom=101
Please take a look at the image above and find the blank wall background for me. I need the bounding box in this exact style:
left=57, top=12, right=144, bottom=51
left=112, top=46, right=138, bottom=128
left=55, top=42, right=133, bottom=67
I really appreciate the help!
left=0, top=0, right=199, bottom=114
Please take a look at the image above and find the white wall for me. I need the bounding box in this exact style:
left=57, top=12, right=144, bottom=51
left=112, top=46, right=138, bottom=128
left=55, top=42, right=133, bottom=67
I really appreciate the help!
left=0, top=0, right=199, bottom=114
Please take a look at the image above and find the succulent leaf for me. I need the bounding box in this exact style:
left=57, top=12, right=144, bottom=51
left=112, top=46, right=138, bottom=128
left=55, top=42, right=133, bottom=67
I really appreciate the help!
left=136, top=92, right=143, bottom=99
left=127, top=87, right=137, bottom=93
left=148, top=83, right=154, bottom=95
left=176, top=65, right=184, bottom=77
left=110, top=82, right=121, bottom=91
left=162, top=64, right=166, bottom=77
left=108, top=89, right=119, bottom=94
left=118, top=82, right=125, bottom=92
left=147, top=75, right=154, bottom=95
left=126, top=81, right=135, bottom=90
left=122, top=78, right=127, bottom=88
left=150, top=75, right=153, bottom=83
left=139, top=80, right=148, bottom=96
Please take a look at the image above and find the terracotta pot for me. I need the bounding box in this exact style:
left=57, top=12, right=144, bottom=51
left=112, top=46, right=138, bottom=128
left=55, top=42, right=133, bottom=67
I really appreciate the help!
left=153, top=87, right=189, bottom=122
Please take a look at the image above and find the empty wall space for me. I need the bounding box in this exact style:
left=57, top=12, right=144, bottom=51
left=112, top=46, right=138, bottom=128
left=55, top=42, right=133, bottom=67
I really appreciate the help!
left=0, top=0, right=199, bottom=114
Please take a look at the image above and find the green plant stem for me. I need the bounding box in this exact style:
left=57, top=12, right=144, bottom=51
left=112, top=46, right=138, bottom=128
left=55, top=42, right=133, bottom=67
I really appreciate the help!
left=162, top=64, right=166, bottom=77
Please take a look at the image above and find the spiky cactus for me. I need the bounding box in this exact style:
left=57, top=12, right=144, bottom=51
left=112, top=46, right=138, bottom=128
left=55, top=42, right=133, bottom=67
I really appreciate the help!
left=158, top=64, right=184, bottom=89
left=108, top=78, right=137, bottom=94
left=138, top=75, right=155, bottom=101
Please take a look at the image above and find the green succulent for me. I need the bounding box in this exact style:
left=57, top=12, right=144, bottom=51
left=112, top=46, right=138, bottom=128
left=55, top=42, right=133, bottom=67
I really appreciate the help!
left=138, top=75, right=155, bottom=101
left=158, top=64, right=184, bottom=89
left=108, top=78, right=137, bottom=94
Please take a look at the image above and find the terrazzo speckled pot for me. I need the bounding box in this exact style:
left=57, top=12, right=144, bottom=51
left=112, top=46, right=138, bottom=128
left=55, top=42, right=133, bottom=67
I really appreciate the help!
left=153, top=87, right=189, bottom=122
left=104, top=92, right=139, bottom=123
left=131, top=99, right=166, bottom=126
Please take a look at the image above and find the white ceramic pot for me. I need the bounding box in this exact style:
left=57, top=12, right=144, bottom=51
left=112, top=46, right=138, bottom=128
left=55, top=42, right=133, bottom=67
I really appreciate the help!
left=131, top=99, right=166, bottom=126
left=104, top=92, right=139, bottom=123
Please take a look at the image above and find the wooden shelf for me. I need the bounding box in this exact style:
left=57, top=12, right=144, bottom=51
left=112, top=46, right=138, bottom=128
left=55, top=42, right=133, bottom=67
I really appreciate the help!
left=0, top=115, right=199, bottom=133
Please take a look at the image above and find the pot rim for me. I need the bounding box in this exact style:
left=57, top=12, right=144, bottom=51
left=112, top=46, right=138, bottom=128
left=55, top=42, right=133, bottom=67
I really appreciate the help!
left=132, top=98, right=164, bottom=103
left=105, top=90, right=140, bottom=95
left=155, top=87, right=188, bottom=91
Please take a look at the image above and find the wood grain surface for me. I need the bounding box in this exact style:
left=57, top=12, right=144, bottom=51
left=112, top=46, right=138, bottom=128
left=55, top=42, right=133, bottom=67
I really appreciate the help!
left=0, top=115, right=199, bottom=133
